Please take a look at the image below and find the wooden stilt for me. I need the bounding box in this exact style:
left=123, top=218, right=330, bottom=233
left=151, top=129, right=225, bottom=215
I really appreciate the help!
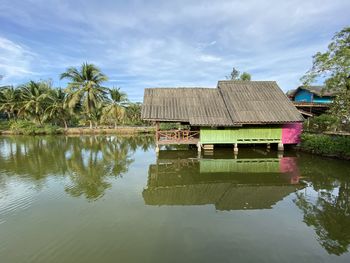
left=278, top=142, right=284, bottom=151
left=234, top=143, right=238, bottom=153
left=197, top=142, right=202, bottom=152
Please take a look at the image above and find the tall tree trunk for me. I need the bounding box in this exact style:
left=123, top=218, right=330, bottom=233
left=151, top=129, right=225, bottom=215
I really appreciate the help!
left=89, top=120, right=93, bottom=129
left=63, top=119, right=68, bottom=130
left=114, top=121, right=117, bottom=129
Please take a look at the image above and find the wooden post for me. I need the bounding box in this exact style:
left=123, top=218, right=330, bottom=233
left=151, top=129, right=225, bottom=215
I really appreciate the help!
left=155, top=121, right=160, bottom=142
left=278, top=142, right=284, bottom=152
left=197, top=142, right=201, bottom=152
left=234, top=143, right=238, bottom=153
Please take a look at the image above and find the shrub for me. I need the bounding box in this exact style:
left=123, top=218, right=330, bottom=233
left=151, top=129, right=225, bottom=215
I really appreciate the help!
left=304, top=114, right=339, bottom=133
left=159, top=122, right=190, bottom=130
left=301, top=133, right=350, bottom=158
left=9, top=120, right=63, bottom=135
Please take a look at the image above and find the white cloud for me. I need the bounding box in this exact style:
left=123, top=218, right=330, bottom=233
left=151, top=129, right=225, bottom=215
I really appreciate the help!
left=0, top=0, right=349, bottom=99
left=0, top=37, right=36, bottom=84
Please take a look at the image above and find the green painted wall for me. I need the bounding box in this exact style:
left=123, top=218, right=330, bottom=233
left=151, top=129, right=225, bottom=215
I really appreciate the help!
left=200, top=127, right=282, bottom=144
left=199, top=159, right=280, bottom=173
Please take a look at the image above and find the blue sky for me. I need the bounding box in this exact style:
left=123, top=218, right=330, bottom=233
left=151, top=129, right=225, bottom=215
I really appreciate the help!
left=0, top=0, right=349, bottom=101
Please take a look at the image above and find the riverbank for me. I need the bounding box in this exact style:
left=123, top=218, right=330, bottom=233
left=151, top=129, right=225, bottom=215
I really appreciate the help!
left=300, top=133, right=350, bottom=160
left=0, top=125, right=155, bottom=135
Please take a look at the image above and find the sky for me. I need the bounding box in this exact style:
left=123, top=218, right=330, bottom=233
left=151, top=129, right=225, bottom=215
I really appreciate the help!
left=0, top=0, right=349, bottom=101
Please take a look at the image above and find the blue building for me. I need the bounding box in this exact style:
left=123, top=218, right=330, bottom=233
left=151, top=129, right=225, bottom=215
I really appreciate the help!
left=289, top=86, right=335, bottom=104
left=287, top=86, right=337, bottom=117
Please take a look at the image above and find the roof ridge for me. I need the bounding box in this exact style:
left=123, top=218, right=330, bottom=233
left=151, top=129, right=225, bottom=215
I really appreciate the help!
left=217, top=80, right=276, bottom=83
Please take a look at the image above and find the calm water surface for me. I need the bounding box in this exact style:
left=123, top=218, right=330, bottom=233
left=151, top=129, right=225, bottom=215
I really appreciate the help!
left=0, top=135, right=350, bottom=263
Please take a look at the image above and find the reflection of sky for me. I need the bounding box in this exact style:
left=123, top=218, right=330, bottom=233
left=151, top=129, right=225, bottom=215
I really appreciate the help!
left=302, top=186, right=341, bottom=204
left=80, top=149, right=103, bottom=168
left=0, top=141, right=17, bottom=159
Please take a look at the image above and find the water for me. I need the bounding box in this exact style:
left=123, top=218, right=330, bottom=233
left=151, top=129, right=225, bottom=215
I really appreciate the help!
left=0, top=135, right=350, bottom=263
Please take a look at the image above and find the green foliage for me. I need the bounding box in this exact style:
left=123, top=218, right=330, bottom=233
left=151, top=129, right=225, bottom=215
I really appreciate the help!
left=301, top=133, right=350, bottom=158
left=9, top=120, right=62, bottom=135
left=0, top=85, right=19, bottom=119
left=226, top=67, right=252, bottom=81
left=102, top=87, right=128, bottom=128
left=302, top=26, right=350, bottom=126
left=0, top=120, right=10, bottom=131
left=19, top=81, right=51, bottom=124
left=125, top=102, right=145, bottom=126
left=159, top=122, right=190, bottom=130
left=0, top=63, right=148, bottom=131
left=60, top=63, right=109, bottom=128
left=304, top=114, right=339, bottom=133
left=239, top=72, right=251, bottom=81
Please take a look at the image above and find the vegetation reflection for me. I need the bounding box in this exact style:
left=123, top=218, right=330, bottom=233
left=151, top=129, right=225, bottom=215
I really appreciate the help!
left=294, top=157, right=350, bottom=255
left=0, top=135, right=154, bottom=200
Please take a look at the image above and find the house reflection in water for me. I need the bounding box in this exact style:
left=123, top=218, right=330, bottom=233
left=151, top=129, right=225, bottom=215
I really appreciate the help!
left=142, top=149, right=304, bottom=211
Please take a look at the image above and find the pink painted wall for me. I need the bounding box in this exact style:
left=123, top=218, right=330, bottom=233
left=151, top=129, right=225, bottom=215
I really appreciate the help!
left=282, top=123, right=302, bottom=144
left=279, top=157, right=300, bottom=184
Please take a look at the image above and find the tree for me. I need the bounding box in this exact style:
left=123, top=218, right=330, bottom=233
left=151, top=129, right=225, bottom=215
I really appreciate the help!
left=302, top=26, right=350, bottom=126
left=0, top=86, right=19, bottom=119
left=126, top=102, right=142, bottom=125
left=44, top=88, right=71, bottom=129
left=19, top=81, right=50, bottom=124
left=226, top=67, right=240, bottom=80
left=240, top=72, right=251, bottom=81
left=60, top=63, right=108, bottom=129
left=226, top=67, right=252, bottom=81
left=102, top=87, right=128, bottom=128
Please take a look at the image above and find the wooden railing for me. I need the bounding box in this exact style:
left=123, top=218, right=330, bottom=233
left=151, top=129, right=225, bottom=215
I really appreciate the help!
left=156, top=130, right=199, bottom=144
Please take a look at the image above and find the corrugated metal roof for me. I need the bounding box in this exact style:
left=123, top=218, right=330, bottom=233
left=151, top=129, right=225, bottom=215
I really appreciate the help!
left=141, top=81, right=303, bottom=126
left=218, top=81, right=304, bottom=124
left=141, top=87, right=234, bottom=126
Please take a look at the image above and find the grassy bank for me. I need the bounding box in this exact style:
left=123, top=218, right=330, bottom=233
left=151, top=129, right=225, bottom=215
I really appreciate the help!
left=300, top=133, right=350, bottom=160
left=0, top=120, right=155, bottom=135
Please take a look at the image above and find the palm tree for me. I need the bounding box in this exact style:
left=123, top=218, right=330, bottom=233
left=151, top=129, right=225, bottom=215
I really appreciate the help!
left=60, top=63, right=108, bottom=129
left=44, top=88, right=71, bottom=129
left=0, top=86, right=19, bottom=119
left=19, top=81, right=50, bottom=124
left=126, top=102, right=142, bottom=125
left=102, top=87, right=128, bottom=128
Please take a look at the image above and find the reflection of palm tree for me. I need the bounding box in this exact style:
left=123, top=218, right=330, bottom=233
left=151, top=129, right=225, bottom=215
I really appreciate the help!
left=64, top=136, right=135, bottom=200
left=295, top=181, right=350, bottom=255
left=0, top=135, right=153, bottom=200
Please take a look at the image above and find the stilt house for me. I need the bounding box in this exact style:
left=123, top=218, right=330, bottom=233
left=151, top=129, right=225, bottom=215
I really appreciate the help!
left=141, top=80, right=304, bottom=151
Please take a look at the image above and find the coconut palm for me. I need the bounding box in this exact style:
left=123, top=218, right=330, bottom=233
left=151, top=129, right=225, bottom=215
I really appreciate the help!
left=102, top=87, right=128, bottom=128
left=19, top=81, right=50, bottom=124
left=44, top=88, right=71, bottom=129
left=126, top=102, right=142, bottom=124
left=60, top=63, right=108, bottom=129
left=0, top=86, right=19, bottom=119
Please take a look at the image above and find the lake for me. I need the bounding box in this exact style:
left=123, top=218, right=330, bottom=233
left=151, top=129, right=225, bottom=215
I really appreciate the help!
left=0, top=135, right=350, bottom=263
